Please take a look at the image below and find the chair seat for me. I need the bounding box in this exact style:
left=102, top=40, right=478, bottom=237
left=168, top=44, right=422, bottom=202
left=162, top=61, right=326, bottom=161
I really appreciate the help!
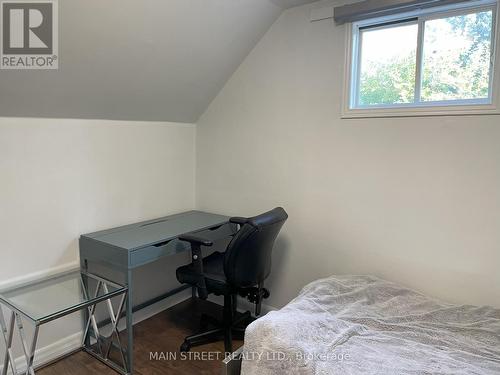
left=176, top=251, right=233, bottom=295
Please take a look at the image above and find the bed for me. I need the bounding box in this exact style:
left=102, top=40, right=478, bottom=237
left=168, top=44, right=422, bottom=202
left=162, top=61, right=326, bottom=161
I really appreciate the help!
left=241, top=275, right=500, bottom=375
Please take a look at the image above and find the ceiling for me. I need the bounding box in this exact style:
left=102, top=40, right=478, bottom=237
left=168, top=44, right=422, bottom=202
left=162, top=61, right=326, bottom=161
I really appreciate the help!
left=2, top=0, right=321, bottom=123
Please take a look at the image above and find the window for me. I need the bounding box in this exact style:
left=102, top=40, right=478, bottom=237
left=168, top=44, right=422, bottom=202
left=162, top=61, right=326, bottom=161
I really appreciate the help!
left=344, top=0, right=499, bottom=117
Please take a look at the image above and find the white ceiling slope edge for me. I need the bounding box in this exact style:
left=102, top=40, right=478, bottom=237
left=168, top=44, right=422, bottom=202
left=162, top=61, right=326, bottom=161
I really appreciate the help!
left=0, top=0, right=315, bottom=123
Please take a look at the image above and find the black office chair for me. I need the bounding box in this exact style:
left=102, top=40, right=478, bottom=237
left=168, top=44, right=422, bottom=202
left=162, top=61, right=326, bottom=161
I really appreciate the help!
left=175, top=207, right=288, bottom=353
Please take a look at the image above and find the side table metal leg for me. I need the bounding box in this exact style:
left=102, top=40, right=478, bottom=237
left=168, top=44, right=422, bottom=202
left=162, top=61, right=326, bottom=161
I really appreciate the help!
left=125, top=269, right=133, bottom=374
left=0, top=309, right=17, bottom=375
left=102, top=284, right=127, bottom=370
left=15, top=313, right=32, bottom=375
left=12, top=312, right=39, bottom=375
left=81, top=279, right=104, bottom=355
left=80, top=259, right=90, bottom=349
left=26, top=325, right=39, bottom=375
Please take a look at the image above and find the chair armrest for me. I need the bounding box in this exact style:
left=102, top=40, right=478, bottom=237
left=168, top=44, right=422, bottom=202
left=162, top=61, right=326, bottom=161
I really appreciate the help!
left=178, top=233, right=214, bottom=247
left=229, top=216, right=248, bottom=225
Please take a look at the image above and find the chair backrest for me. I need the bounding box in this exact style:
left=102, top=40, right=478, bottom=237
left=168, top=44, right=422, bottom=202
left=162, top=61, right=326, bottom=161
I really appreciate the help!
left=223, top=207, right=288, bottom=288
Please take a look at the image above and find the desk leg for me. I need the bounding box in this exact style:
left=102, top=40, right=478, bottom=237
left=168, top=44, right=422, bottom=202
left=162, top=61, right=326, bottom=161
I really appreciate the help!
left=126, top=269, right=134, bottom=374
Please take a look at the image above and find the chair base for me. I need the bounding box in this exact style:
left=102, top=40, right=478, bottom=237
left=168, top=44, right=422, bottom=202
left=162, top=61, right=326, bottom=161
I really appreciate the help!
left=180, top=310, right=253, bottom=353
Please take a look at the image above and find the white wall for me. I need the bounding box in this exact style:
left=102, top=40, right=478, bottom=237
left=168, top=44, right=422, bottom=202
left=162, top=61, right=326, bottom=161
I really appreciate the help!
left=0, top=117, right=196, bottom=364
left=196, top=1, right=500, bottom=308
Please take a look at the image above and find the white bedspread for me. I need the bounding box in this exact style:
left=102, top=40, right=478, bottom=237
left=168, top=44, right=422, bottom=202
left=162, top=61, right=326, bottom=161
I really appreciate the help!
left=241, top=275, right=500, bottom=375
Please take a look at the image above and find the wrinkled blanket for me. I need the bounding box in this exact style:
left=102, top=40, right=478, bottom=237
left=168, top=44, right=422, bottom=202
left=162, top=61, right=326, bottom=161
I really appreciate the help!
left=241, top=275, right=500, bottom=375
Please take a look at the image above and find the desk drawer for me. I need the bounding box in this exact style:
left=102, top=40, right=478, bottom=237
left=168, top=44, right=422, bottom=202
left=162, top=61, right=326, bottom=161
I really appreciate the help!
left=130, top=239, right=190, bottom=268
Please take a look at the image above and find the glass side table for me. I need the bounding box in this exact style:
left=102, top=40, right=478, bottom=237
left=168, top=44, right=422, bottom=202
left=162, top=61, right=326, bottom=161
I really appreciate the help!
left=0, top=270, right=129, bottom=375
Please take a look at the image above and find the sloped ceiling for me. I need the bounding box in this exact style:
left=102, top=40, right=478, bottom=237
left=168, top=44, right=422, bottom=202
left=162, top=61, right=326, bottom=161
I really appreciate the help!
left=0, top=0, right=316, bottom=123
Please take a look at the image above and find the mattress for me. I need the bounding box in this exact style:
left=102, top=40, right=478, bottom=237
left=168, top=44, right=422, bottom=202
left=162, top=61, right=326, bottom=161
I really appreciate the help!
left=241, top=275, right=500, bottom=375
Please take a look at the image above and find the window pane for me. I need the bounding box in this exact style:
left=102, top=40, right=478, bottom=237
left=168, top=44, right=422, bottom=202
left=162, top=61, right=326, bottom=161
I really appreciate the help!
left=421, top=10, right=493, bottom=102
left=358, top=23, right=418, bottom=106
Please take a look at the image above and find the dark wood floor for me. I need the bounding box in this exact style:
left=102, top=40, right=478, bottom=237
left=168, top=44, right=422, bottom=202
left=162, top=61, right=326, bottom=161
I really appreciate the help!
left=39, top=298, right=243, bottom=375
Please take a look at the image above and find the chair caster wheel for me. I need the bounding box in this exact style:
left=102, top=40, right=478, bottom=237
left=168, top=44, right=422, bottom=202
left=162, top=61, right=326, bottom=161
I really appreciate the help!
left=180, top=341, right=191, bottom=352
left=262, top=288, right=270, bottom=299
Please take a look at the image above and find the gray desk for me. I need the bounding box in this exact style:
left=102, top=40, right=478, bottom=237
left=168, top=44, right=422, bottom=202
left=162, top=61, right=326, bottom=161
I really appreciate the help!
left=79, top=210, right=235, bottom=374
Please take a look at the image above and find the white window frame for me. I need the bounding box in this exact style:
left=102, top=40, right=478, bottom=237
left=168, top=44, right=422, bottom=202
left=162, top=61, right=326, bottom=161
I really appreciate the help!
left=342, top=0, right=500, bottom=118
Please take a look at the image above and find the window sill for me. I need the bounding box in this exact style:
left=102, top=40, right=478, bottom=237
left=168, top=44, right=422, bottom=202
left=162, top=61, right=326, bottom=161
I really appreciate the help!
left=341, top=104, right=500, bottom=119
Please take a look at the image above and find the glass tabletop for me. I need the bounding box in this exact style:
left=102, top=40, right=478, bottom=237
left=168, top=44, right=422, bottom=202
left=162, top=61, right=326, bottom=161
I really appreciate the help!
left=0, top=270, right=127, bottom=324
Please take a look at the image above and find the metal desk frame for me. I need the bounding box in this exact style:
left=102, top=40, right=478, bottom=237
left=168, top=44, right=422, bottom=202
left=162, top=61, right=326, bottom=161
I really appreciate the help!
left=79, top=210, right=235, bottom=374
